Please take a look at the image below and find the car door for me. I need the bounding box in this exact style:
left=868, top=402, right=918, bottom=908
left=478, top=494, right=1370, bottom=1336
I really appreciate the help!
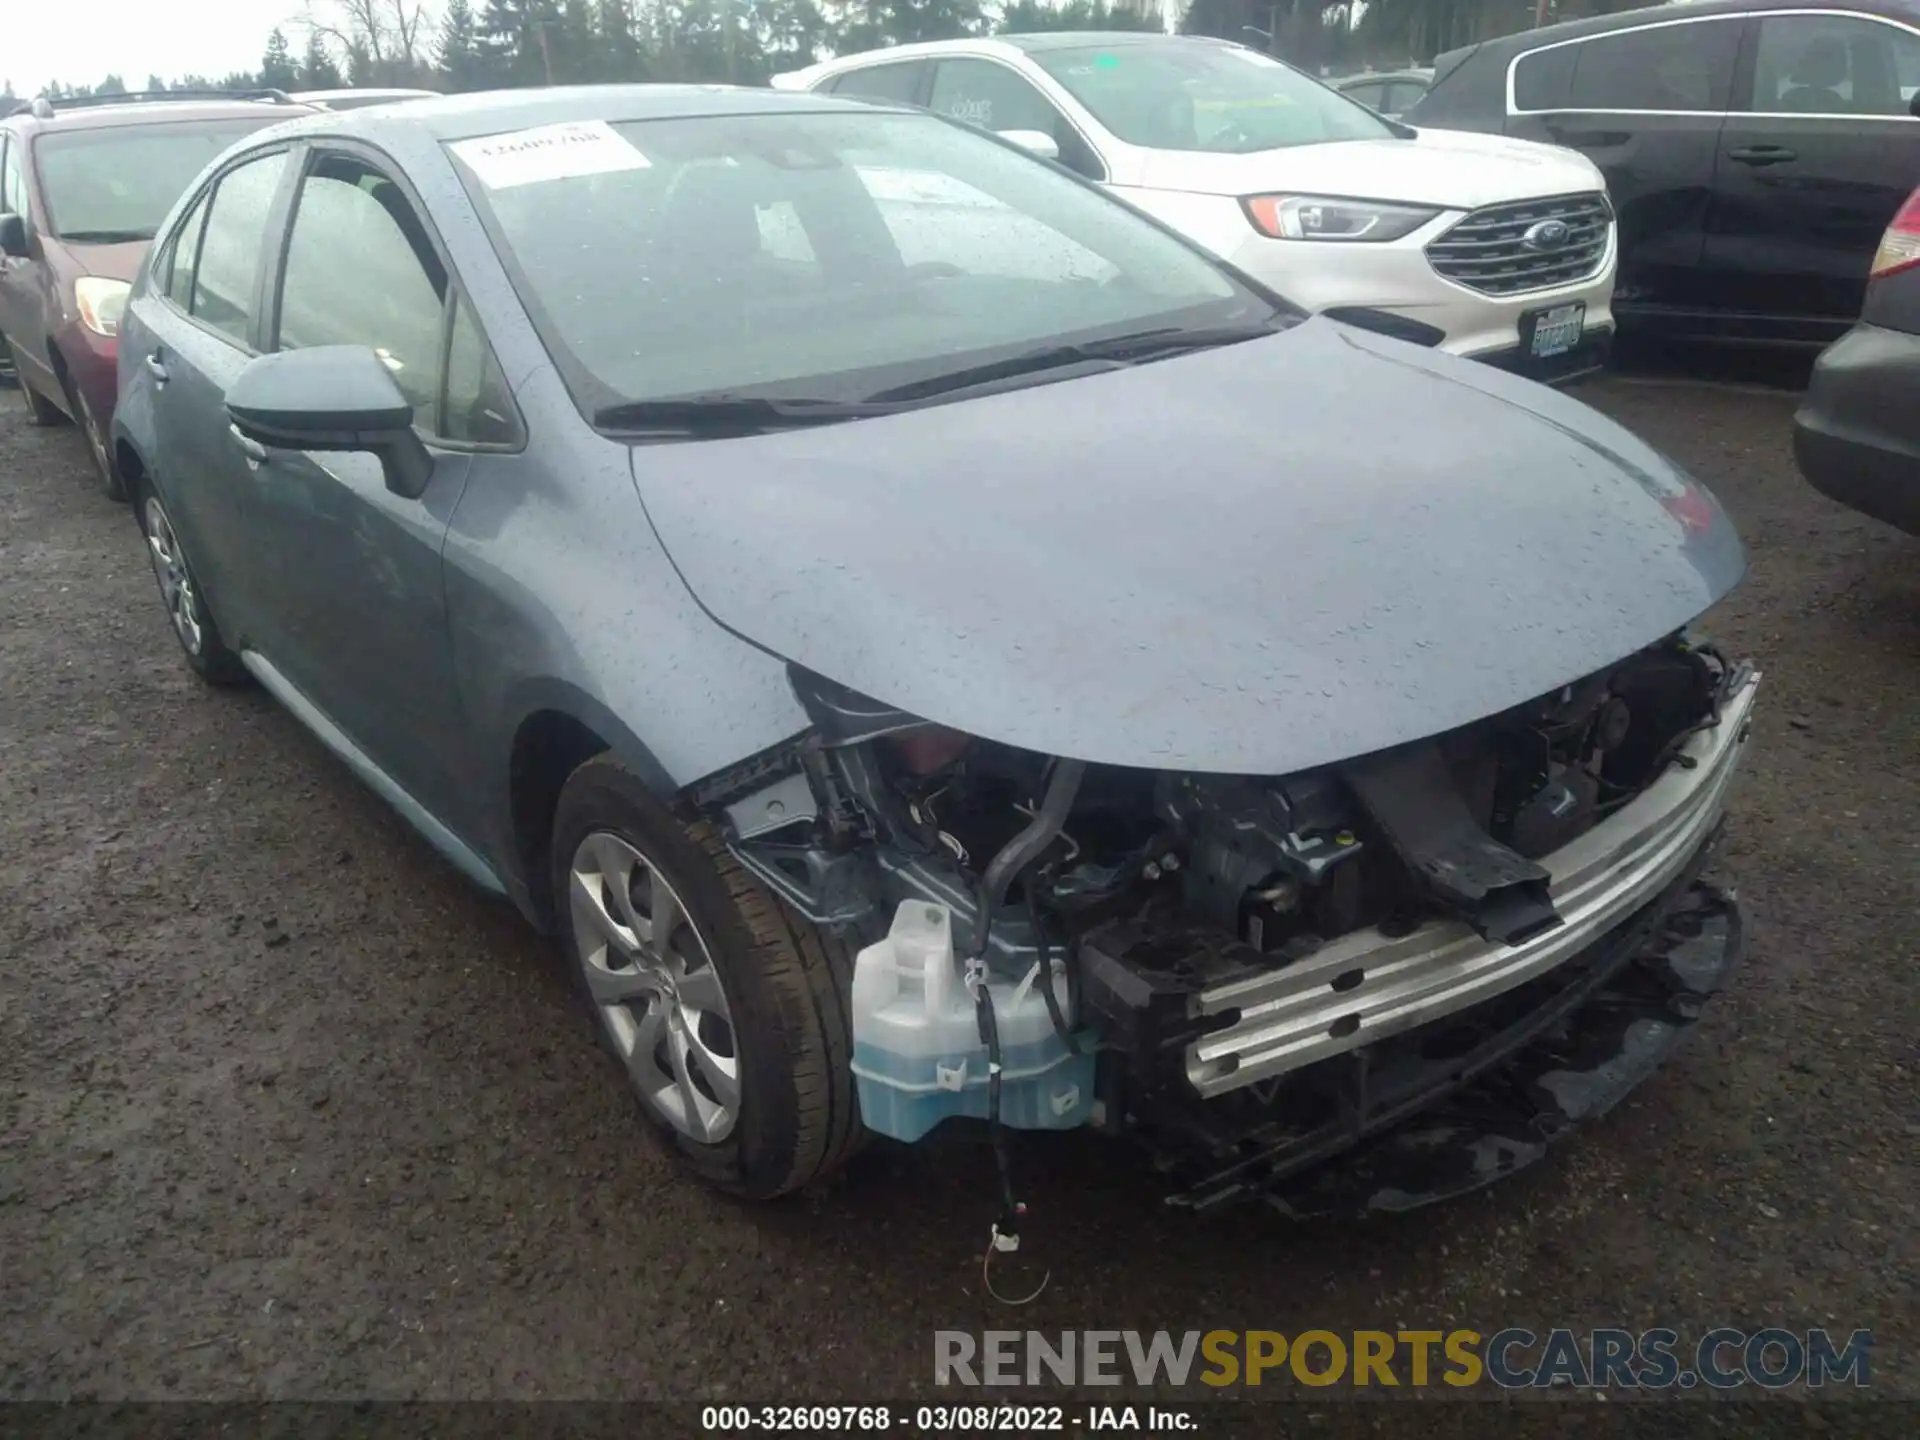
left=0, top=129, right=54, bottom=392
left=1704, top=9, right=1920, bottom=331
left=250, top=143, right=508, bottom=835
left=1505, top=13, right=1744, bottom=314
left=925, top=57, right=1108, bottom=181
left=133, top=147, right=293, bottom=638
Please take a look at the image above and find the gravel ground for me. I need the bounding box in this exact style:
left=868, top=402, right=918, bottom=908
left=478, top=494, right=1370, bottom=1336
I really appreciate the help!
left=0, top=362, right=1914, bottom=1407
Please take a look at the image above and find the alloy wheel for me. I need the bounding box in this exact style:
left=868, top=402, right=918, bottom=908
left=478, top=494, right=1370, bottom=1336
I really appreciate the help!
left=568, top=831, right=741, bottom=1144
left=143, top=497, right=204, bottom=656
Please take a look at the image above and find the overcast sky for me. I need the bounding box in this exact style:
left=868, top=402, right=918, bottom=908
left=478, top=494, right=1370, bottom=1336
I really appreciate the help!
left=6, top=0, right=316, bottom=94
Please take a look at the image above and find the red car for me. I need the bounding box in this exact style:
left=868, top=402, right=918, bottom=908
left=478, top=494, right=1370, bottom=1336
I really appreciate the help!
left=0, top=90, right=312, bottom=498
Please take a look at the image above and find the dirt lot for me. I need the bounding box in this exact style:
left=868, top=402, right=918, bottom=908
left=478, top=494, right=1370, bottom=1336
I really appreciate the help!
left=1, top=362, right=1915, bottom=1407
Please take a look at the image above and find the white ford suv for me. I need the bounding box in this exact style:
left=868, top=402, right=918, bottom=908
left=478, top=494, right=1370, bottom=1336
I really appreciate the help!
left=775, top=31, right=1619, bottom=381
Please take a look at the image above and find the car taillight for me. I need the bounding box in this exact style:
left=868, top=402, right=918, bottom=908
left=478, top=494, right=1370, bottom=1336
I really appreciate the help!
left=1871, top=187, right=1920, bottom=279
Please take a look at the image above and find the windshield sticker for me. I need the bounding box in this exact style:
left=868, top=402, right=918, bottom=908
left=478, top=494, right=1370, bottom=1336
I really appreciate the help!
left=450, top=120, right=651, bottom=190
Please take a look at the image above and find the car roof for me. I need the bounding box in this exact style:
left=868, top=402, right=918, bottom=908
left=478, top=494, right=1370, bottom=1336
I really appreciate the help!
left=241, top=82, right=900, bottom=147
left=995, top=31, right=1191, bottom=53
left=4, top=96, right=311, bottom=135
left=794, top=29, right=1212, bottom=76
left=1466, top=0, right=1910, bottom=51
left=292, top=88, right=438, bottom=101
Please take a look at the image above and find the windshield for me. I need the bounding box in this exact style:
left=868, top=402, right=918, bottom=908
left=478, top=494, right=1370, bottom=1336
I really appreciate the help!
left=1034, top=41, right=1395, bottom=154
left=35, top=118, right=284, bottom=240
left=451, top=110, right=1283, bottom=417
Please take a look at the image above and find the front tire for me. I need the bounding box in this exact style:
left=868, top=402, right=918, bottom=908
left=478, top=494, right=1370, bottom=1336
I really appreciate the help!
left=551, top=756, right=862, bottom=1198
left=6, top=340, right=64, bottom=426
left=136, top=483, right=246, bottom=686
left=65, top=374, right=126, bottom=501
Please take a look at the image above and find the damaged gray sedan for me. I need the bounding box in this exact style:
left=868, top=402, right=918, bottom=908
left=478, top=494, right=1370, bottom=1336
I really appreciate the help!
left=112, top=85, right=1758, bottom=1222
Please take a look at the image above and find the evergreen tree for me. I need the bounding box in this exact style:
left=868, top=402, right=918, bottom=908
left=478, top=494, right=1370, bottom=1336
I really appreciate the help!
left=998, top=0, right=1159, bottom=33
left=97, top=74, right=128, bottom=94
left=881, top=0, right=985, bottom=43
left=476, top=0, right=548, bottom=87
left=260, top=28, right=299, bottom=90
left=553, top=0, right=598, bottom=81
left=594, top=0, right=648, bottom=82
left=437, top=0, right=486, bottom=89
left=301, top=33, right=344, bottom=88
left=755, top=0, right=832, bottom=74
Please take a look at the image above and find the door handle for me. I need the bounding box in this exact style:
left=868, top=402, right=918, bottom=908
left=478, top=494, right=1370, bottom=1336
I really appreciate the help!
left=228, top=424, right=268, bottom=468
left=1728, top=145, right=1796, bottom=166
left=144, top=352, right=168, bottom=384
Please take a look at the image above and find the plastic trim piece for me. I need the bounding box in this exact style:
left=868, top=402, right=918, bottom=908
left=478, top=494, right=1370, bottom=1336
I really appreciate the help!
left=1185, top=668, right=1760, bottom=1097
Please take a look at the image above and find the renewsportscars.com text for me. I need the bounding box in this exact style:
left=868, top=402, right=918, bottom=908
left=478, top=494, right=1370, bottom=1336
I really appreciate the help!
left=933, top=1328, right=1873, bottom=1390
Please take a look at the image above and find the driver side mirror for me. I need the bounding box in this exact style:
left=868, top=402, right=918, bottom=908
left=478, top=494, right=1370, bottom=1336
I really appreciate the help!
left=996, top=128, right=1061, bottom=162
left=226, top=345, right=436, bottom=500
left=1910, top=89, right=1920, bottom=119
left=0, top=212, right=28, bottom=258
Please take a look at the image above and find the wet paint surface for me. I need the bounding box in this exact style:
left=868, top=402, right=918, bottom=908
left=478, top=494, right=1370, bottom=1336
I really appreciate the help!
left=632, top=320, right=1747, bottom=774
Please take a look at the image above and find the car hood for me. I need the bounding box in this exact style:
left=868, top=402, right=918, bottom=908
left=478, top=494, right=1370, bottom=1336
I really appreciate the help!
left=42, top=236, right=149, bottom=284
left=1133, top=128, right=1604, bottom=210
left=628, top=319, right=1744, bottom=776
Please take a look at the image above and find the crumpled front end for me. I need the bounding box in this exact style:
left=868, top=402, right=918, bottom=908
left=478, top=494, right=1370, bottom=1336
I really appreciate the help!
left=692, top=632, right=1758, bottom=1212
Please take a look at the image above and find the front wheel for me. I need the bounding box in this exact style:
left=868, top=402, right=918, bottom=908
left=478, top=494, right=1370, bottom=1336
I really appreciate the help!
left=551, top=756, right=863, bottom=1198
left=137, top=485, right=246, bottom=686
left=67, top=376, right=125, bottom=501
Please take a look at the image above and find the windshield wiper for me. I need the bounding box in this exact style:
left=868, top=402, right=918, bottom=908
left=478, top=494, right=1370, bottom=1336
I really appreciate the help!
left=57, top=228, right=154, bottom=243
left=864, top=321, right=1289, bottom=404
left=592, top=394, right=905, bottom=434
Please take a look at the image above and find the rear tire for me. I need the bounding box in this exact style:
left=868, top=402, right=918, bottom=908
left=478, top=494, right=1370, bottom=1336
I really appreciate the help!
left=6, top=340, right=64, bottom=427
left=551, top=755, right=863, bottom=1198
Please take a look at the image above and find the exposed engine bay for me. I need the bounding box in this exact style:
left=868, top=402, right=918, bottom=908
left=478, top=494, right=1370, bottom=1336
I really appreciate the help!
left=694, top=631, right=1756, bottom=1208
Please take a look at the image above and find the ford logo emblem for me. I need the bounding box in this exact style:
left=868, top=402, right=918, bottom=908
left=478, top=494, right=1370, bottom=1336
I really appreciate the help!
left=1523, top=219, right=1572, bottom=251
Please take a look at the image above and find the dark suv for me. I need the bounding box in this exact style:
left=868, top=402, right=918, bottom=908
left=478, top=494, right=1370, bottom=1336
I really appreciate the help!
left=0, top=91, right=311, bottom=497
left=1406, top=0, right=1920, bottom=345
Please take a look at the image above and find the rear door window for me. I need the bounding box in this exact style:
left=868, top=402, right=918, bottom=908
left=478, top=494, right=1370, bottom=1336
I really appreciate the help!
left=1512, top=45, right=1578, bottom=112
left=828, top=61, right=929, bottom=105
left=1562, top=19, right=1742, bottom=113
left=189, top=150, right=289, bottom=345
left=156, top=186, right=212, bottom=305
left=1383, top=81, right=1427, bottom=114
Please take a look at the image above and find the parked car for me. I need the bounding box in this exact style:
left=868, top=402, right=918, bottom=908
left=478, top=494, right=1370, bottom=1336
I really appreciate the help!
left=1334, top=66, right=1434, bottom=120
left=774, top=32, right=1619, bottom=382
left=113, top=85, right=1757, bottom=1218
left=0, top=89, right=312, bottom=497
left=290, top=87, right=439, bottom=111
left=1794, top=185, right=1920, bottom=530
left=1406, top=0, right=1920, bottom=346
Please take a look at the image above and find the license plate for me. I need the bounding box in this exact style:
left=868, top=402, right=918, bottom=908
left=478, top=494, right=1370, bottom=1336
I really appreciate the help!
left=1527, top=302, right=1586, bottom=360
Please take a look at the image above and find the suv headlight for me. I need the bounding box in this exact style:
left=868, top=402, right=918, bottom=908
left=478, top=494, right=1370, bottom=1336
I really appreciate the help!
left=1241, top=195, right=1441, bottom=242
left=74, top=277, right=131, bottom=337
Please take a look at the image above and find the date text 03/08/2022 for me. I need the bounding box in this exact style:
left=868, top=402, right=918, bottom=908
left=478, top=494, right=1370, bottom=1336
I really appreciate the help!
left=701, top=1406, right=1194, bottom=1433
